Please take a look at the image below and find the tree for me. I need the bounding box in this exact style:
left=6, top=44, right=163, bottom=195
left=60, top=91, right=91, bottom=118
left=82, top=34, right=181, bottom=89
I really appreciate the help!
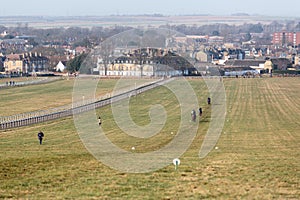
left=212, top=30, right=220, bottom=36
left=0, top=64, right=4, bottom=72
left=66, top=53, right=88, bottom=72
left=97, top=41, right=114, bottom=76
left=248, top=23, right=263, bottom=33
left=27, top=38, right=39, bottom=47
left=296, top=22, right=300, bottom=31
left=3, top=35, right=14, bottom=39
left=72, top=37, right=92, bottom=48
left=244, top=32, right=251, bottom=41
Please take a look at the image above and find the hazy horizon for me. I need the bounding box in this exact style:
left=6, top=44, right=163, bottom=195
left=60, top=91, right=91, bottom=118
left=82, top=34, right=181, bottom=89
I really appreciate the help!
left=1, top=0, right=300, bottom=18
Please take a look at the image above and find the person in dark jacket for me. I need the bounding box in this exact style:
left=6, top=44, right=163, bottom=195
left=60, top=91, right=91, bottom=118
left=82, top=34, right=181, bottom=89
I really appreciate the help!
left=38, top=131, right=44, bottom=145
left=98, top=116, right=102, bottom=126
left=199, top=107, right=203, bottom=117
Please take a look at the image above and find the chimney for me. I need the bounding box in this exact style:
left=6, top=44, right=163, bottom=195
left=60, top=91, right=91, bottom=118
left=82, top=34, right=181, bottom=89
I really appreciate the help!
left=35, top=52, right=38, bottom=57
left=39, top=52, right=42, bottom=57
left=29, top=52, right=32, bottom=57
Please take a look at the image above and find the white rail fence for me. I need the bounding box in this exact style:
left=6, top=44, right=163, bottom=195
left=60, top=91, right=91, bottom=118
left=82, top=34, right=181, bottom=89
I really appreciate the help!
left=0, top=78, right=171, bottom=130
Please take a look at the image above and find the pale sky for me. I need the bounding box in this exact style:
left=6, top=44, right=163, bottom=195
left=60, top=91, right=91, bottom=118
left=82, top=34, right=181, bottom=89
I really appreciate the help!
left=1, top=0, right=300, bottom=17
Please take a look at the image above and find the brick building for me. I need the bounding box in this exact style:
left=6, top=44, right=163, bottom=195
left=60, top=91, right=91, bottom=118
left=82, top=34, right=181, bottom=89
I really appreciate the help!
left=272, top=32, right=300, bottom=46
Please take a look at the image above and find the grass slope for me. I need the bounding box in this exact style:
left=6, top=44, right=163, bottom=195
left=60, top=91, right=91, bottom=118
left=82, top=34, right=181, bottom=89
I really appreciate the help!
left=0, top=77, right=299, bottom=199
left=0, top=78, right=153, bottom=116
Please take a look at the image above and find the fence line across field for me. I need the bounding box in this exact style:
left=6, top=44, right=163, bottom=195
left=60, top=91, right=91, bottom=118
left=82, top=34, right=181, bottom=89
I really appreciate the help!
left=0, top=78, right=170, bottom=130
left=0, top=77, right=61, bottom=89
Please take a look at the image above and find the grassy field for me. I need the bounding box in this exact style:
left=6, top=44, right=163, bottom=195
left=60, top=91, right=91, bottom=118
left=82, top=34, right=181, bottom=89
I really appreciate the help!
left=0, top=77, right=35, bottom=84
left=0, top=77, right=299, bottom=199
left=0, top=77, right=154, bottom=116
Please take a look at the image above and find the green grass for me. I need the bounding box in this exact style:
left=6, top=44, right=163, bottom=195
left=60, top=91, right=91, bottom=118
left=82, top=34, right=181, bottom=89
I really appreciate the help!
left=0, top=77, right=299, bottom=199
left=0, top=77, right=154, bottom=116
left=0, top=77, right=40, bottom=84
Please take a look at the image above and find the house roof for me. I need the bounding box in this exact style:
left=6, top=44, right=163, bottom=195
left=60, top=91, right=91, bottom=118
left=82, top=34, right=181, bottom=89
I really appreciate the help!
left=6, top=54, right=22, bottom=60
left=75, top=46, right=87, bottom=53
left=6, top=53, right=49, bottom=62
left=223, top=66, right=254, bottom=71
left=1, top=39, right=25, bottom=45
left=113, top=53, right=195, bottom=71
left=270, top=58, right=290, bottom=65
left=224, top=59, right=265, bottom=67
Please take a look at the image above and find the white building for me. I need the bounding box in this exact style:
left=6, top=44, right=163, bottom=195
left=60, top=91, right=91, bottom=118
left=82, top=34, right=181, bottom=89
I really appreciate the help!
left=56, top=61, right=67, bottom=72
left=95, top=57, right=182, bottom=77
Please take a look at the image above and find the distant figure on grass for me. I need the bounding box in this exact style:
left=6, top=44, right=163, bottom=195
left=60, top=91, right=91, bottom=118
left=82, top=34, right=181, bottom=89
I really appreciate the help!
left=98, top=116, right=102, bottom=126
left=37, top=131, right=44, bottom=145
left=191, top=109, right=196, bottom=122
left=199, top=107, right=202, bottom=117
left=207, top=97, right=211, bottom=105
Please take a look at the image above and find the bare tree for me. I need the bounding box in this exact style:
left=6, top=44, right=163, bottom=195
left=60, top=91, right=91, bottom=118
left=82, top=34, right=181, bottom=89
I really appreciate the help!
left=96, top=41, right=115, bottom=76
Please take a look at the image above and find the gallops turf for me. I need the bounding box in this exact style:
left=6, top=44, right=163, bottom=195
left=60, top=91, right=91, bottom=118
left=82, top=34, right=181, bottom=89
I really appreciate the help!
left=0, top=77, right=153, bottom=116
left=0, top=77, right=299, bottom=199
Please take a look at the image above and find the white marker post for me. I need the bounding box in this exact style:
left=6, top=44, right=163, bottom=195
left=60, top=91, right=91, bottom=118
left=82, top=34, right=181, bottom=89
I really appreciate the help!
left=173, top=158, right=180, bottom=170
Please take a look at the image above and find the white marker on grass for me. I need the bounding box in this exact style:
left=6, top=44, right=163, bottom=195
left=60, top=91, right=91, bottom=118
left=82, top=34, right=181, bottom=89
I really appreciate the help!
left=173, top=158, right=180, bottom=170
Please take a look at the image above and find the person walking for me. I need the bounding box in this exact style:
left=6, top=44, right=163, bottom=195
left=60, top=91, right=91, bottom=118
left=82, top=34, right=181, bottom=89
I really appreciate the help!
left=199, top=107, right=202, bottom=117
left=191, top=109, right=196, bottom=122
left=98, top=116, right=102, bottom=126
left=38, top=131, right=44, bottom=145
left=207, top=97, right=211, bottom=105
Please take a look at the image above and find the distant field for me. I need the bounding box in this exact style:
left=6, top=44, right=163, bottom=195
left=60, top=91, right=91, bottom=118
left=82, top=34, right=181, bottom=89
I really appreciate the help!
left=0, top=77, right=299, bottom=199
left=0, top=15, right=292, bottom=28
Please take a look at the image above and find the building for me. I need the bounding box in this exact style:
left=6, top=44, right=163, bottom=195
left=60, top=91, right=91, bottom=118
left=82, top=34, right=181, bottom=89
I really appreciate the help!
left=208, top=36, right=224, bottom=44
left=96, top=56, right=183, bottom=77
left=223, top=59, right=266, bottom=75
left=96, top=56, right=154, bottom=76
left=174, top=35, right=224, bottom=45
left=4, top=52, right=49, bottom=74
left=4, top=54, right=23, bottom=74
left=194, top=51, right=212, bottom=62
left=55, top=61, right=67, bottom=72
left=264, top=59, right=273, bottom=73
left=75, top=46, right=87, bottom=55
left=270, top=58, right=292, bottom=70
left=95, top=48, right=195, bottom=77
left=272, top=32, right=300, bottom=46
